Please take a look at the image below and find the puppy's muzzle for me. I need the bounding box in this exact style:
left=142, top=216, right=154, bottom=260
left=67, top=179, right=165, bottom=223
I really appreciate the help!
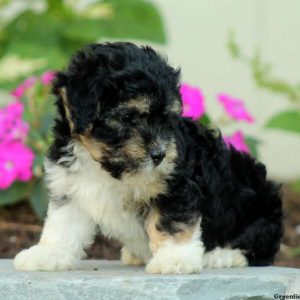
left=150, top=147, right=165, bottom=166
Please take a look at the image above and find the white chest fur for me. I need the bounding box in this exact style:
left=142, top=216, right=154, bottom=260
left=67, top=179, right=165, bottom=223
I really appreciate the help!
left=44, top=143, right=166, bottom=261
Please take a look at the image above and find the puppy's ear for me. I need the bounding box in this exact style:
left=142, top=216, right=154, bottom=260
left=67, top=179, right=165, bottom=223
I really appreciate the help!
left=52, top=70, right=99, bottom=134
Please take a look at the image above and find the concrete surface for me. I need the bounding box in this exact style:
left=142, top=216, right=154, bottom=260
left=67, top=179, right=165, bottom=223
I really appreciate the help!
left=0, top=260, right=300, bottom=300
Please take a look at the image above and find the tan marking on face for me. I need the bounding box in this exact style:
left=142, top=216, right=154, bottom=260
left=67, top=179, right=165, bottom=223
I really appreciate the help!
left=122, top=138, right=177, bottom=204
left=60, top=87, right=75, bottom=132
left=119, top=97, right=150, bottom=114
left=156, top=138, right=177, bottom=176
left=123, top=134, right=146, bottom=160
left=146, top=210, right=199, bottom=254
left=165, top=138, right=177, bottom=161
left=170, top=99, right=182, bottom=114
left=78, top=135, right=106, bottom=161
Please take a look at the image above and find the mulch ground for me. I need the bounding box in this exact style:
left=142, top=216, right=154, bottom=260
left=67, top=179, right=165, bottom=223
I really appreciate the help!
left=0, top=202, right=121, bottom=260
left=1, top=184, right=300, bottom=267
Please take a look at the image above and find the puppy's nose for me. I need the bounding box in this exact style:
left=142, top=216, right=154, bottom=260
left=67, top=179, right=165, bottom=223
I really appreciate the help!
left=150, top=148, right=165, bottom=166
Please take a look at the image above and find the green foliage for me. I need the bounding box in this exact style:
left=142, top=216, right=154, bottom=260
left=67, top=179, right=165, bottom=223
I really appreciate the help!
left=0, top=0, right=166, bottom=89
left=227, top=30, right=241, bottom=59
left=228, top=32, right=300, bottom=103
left=0, top=181, right=32, bottom=206
left=0, top=0, right=9, bottom=8
left=292, top=179, right=300, bottom=193
left=250, top=52, right=300, bottom=103
left=245, top=136, right=261, bottom=158
left=19, top=82, right=56, bottom=162
left=266, top=111, right=300, bottom=134
left=288, top=246, right=300, bottom=258
left=199, top=114, right=211, bottom=126
left=30, top=179, right=48, bottom=218
left=0, top=80, right=54, bottom=216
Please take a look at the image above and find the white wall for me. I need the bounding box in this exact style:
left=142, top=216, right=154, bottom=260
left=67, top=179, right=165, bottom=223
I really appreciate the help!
left=152, top=0, right=300, bottom=180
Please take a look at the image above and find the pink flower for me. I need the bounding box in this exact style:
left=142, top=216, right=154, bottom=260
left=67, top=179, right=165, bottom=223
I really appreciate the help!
left=23, top=77, right=36, bottom=89
left=223, top=131, right=249, bottom=153
left=10, top=77, right=36, bottom=99
left=180, top=83, right=205, bottom=120
left=8, top=119, right=29, bottom=143
left=41, top=71, right=56, bottom=85
left=218, top=93, right=254, bottom=123
left=0, top=141, right=34, bottom=189
left=0, top=101, right=29, bottom=143
left=11, top=72, right=55, bottom=99
left=6, top=101, right=24, bottom=118
left=11, top=85, right=26, bottom=99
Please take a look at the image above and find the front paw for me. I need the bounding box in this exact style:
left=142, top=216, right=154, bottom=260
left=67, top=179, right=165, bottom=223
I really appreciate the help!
left=121, top=247, right=144, bottom=266
left=146, top=241, right=203, bottom=274
left=14, top=245, right=78, bottom=271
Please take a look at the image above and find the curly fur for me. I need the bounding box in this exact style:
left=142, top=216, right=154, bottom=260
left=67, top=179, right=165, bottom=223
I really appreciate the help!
left=14, top=42, right=283, bottom=274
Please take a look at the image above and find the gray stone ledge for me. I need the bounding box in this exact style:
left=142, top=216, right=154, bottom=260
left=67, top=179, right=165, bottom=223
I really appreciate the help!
left=1, top=260, right=300, bottom=300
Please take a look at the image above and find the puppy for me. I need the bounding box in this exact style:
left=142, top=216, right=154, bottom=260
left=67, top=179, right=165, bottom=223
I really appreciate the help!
left=14, top=42, right=283, bottom=274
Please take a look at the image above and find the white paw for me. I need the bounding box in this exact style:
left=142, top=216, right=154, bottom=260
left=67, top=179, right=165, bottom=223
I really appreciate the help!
left=121, top=247, right=144, bottom=266
left=146, top=241, right=203, bottom=274
left=14, top=245, right=79, bottom=271
left=203, top=247, right=248, bottom=269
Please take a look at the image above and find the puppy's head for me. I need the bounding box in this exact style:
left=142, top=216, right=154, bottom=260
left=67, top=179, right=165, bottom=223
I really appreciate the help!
left=53, top=42, right=181, bottom=179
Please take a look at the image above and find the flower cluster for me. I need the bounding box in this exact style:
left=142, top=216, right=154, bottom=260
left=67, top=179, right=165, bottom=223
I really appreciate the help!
left=0, top=71, right=55, bottom=190
left=0, top=101, right=34, bottom=189
left=223, top=131, right=250, bottom=153
left=217, top=93, right=254, bottom=123
left=180, top=84, right=254, bottom=153
left=11, top=71, right=55, bottom=100
left=180, top=84, right=205, bottom=120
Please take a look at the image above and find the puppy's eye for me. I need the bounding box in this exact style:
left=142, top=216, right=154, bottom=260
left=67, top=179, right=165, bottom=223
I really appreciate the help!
left=121, top=114, right=137, bottom=125
left=122, top=114, right=131, bottom=123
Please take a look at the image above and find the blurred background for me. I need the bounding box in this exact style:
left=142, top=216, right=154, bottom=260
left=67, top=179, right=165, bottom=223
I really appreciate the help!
left=0, top=0, right=299, bottom=267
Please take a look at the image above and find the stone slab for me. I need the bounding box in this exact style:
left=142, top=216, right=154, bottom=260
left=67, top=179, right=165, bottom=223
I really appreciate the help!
left=0, top=260, right=300, bottom=300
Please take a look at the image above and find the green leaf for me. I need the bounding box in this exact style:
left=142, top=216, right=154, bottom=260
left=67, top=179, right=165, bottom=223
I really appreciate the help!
left=0, top=0, right=166, bottom=89
left=39, top=110, right=55, bottom=138
left=250, top=52, right=300, bottom=102
left=0, top=0, right=9, bottom=9
left=288, top=246, right=300, bottom=258
left=199, top=114, right=211, bottom=126
left=33, top=154, right=44, bottom=179
left=63, top=0, right=166, bottom=44
left=266, top=110, right=300, bottom=134
left=245, top=135, right=261, bottom=158
left=291, top=178, right=300, bottom=193
left=0, top=181, right=32, bottom=206
left=30, top=179, right=48, bottom=219
left=103, top=0, right=166, bottom=43
left=227, top=30, right=240, bottom=59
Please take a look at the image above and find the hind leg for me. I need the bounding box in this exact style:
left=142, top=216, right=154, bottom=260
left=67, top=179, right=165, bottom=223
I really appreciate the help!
left=230, top=218, right=282, bottom=266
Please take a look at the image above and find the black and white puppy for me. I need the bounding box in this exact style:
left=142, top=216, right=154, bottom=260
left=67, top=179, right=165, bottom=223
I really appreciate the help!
left=14, top=42, right=283, bottom=274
